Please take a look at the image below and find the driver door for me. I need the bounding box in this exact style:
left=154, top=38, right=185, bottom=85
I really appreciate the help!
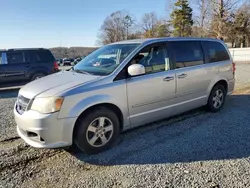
left=126, top=43, right=177, bottom=127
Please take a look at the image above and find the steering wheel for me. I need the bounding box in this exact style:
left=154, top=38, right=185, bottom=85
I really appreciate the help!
left=92, top=58, right=116, bottom=67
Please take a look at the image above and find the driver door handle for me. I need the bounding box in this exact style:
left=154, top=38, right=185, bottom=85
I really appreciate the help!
left=163, top=76, right=174, bottom=82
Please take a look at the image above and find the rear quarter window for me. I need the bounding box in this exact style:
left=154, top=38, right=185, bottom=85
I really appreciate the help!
left=34, top=50, right=55, bottom=63
left=202, top=41, right=230, bottom=63
left=0, top=52, right=8, bottom=65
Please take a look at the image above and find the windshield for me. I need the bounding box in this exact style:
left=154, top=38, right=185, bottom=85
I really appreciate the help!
left=73, top=43, right=139, bottom=76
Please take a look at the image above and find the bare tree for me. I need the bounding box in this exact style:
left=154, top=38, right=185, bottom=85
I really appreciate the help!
left=197, top=0, right=211, bottom=36
left=210, top=0, right=240, bottom=40
left=141, top=12, right=159, bottom=37
left=98, top=11, right=135, bottom=44
left=50, top=47, right=98, bottom=59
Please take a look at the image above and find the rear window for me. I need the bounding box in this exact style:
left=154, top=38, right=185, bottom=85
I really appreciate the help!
left=34, top=50, right=54, bottom=62
left=202, top=41, right=230, bottom=63
left=170, top=41, right=204, bottom=69
left=7, top=52, right=25, bottom=64
left=0, top=52, right=8, bottom=65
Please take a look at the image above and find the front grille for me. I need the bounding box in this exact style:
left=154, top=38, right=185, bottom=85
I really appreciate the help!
left=16, top=95, right=30, bottom=115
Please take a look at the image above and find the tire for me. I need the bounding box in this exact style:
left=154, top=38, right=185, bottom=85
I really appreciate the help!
left=31, top=73, right=46, bottom=81
left=206, top=84, right=226, bottom=112
left=74, top=107, right=120, bottom=154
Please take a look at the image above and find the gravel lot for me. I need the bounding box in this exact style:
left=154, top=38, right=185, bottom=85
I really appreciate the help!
left=1, top=64, right=250, bottom=188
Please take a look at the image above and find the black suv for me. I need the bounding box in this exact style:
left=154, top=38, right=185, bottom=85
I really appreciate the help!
left=0, top=48, right=58, bottom=84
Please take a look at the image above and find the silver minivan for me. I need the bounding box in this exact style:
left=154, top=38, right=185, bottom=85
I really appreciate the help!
left=14, top=38, right=235, bottom=154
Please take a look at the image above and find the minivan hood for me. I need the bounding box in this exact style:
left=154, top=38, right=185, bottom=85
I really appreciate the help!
left=19, top=71, right=100, bottom=99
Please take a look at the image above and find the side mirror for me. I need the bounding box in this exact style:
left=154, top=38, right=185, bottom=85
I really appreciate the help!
left=128, top=64, right=145, bottom=76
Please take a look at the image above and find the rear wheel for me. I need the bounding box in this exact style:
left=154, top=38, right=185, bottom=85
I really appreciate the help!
left=31, top=73, right=45, bottom=81
left=206, top=84, right=226, bottom=112
left=74, top=107, right=120, bottom=154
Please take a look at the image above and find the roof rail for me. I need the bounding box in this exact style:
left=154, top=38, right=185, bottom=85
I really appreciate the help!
left=7, top=48, right=46, bottom=51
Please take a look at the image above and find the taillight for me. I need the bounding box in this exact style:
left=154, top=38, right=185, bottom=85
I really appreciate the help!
left=232, top=62, right=236, bottom=75
left=53, top=61, right=59, bottom=71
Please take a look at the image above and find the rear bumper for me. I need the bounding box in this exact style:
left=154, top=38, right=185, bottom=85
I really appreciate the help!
left=14, top=104, right=77, bottom=148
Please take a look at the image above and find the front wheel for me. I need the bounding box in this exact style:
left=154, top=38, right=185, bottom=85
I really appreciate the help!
left=74, top=107, right=120, bottom=154
left=206, top=84, right=226, bottom=112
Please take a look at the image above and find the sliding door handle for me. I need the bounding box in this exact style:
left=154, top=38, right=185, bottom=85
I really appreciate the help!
left=178, top=73, right=187, bottom=79
left=163, top=76, right=174, bottom=82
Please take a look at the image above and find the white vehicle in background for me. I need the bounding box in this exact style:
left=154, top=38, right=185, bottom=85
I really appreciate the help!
left=62, top=58, right=72, bottom=66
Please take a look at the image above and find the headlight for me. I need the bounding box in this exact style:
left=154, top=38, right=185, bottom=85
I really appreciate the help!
left=31, top=97, right=64, bottom=114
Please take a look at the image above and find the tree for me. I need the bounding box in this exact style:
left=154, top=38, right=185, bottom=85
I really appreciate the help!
left=156, top=23, right=171, bottom=37
left=170, top=0, right=194, bottom=37
left=194, top=0, right=211, bottom=37
left=141, top=12, right=159, bottom=38
left=98, top=11, right=135, bottom=44
left=122, top=15, right=134, bottom=39
left=210, top=0, right=238, bottom=41
left=232, top=2, right=250, bottom=47
left=140, top=12, right=170, bottom=38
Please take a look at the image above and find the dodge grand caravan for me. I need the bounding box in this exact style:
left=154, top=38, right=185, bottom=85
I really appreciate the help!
left=14, top=38, right=235, bottom=154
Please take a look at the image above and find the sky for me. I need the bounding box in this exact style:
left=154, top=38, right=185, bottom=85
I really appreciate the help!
left=0, top=0, right=168, bottom=49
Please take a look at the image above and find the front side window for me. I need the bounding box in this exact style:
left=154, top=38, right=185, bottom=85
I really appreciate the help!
left=7, top=52, right=25, bottom=64
left=73, top=43, right=139, bottom=76
left=170, top=41, right=204, bottom=69
left=202, top=41, right=230, bottom=63
left=131, top=44, right=169, bottom=74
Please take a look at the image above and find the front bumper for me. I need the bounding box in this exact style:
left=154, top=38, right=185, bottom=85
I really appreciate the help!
left=14, top=104, right=77, bottom=148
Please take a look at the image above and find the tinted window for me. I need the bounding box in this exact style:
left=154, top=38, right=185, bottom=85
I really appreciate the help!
left=202, top=41, right=230, bottom=63
left=132, top=44, right=169, bottom=74
left=24, top=51, right=33, bottom=62
left=170, top=41, right=204, bottom=69
left=7, top=52, right=25, bottom=64
left=34, top=50, right=54, bottom=62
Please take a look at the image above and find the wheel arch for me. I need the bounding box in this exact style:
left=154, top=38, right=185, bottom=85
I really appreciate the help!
left=209, top=79, right=228, bottom=94
left=29, top=69, right=48, bottom=80
left=208, top=77, right=229, bottom=97
left=214, top=80, right=228, bottom=92
left=73, top=103, right=124, bottom=139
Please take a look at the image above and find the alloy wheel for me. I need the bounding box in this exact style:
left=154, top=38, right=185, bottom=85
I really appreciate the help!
left=86, top=117, right=114, bottom=147
left=212, top=89, right=224, bottom=109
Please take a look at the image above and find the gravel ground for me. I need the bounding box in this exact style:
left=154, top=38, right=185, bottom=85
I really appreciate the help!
left=1, top=64, right=250, bottom=188
left=1, top=86, right=250, bottom=187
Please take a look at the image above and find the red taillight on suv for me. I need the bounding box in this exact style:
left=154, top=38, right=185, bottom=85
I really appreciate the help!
left=232, top=62, right=236, bottom=75
left=53, top=61, right=59, bottom=72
